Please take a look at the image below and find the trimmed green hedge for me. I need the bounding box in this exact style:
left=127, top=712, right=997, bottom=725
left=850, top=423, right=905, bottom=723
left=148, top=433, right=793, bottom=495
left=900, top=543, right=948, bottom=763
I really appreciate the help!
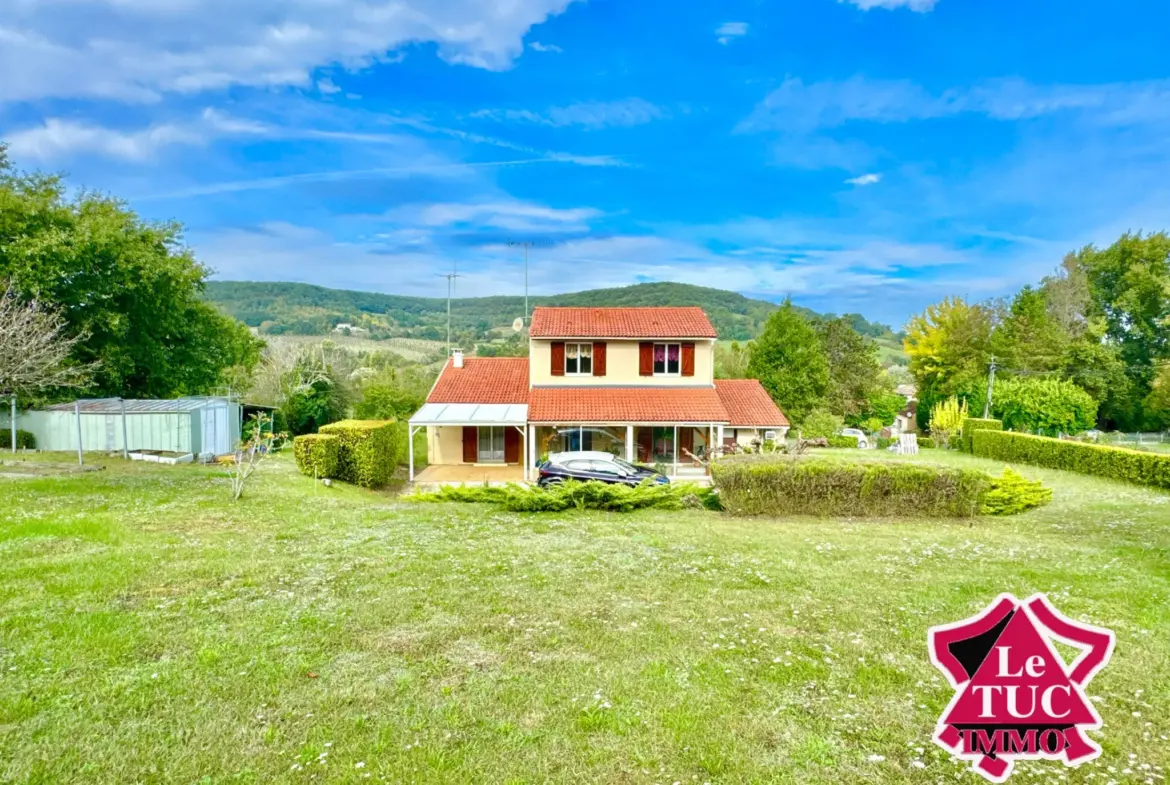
left=293, top=434, right=340, bottom=478
left=318, top=419, right=402, bottom=488
left=0, top=429, right=36, bottom=450
left=411, top=479, right=717, bottom=513
left=972, top=430, right=1170, bottom=490
left=961, top=418, right=1003, bottom=453
left=828, top=435, right=860, bottom=449
left=919, top=436, right=936, bottom=449
left=712, top=456, right=991, bottom=518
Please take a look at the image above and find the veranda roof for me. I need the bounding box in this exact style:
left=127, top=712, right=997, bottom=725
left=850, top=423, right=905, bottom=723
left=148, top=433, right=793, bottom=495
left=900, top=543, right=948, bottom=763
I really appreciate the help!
left=409, top=403, right=529, bottom=427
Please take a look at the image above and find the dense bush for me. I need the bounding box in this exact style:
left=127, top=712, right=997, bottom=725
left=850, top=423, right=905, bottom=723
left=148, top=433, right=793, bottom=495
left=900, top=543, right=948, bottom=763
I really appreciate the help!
left=972, top=430, right=1170, bottom=490
left=293, top=434, right=340, bottom=478
left=877, top=436, right=894, bottom=450
left=712, top=456, right=991, bottom=518
left=827, top=435, right=860, bottom=448
left=992, top=377, right=1098, bottom=436
left=961, top=418, right=1003, bottom=453
left=412, top=479, right=717, bottom=513
left=318, top=420, right=402, bottom=488
left=919, top=436, right=936, bottom=449
left=801, top=409, right=844, bottom=439
left=0, top=429, right=36, bottom=449
left=980, top=468, right=1052, bottom=515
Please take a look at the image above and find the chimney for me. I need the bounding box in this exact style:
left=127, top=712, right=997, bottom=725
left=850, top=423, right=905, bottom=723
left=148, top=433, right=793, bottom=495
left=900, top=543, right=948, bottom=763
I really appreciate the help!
left=452, top=348, right=464, bottom=368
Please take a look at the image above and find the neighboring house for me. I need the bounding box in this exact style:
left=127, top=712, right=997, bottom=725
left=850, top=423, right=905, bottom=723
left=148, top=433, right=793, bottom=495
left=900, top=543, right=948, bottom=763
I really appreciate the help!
left=406, top=306, right=789, bottom=480
left=333, top=323, right=367, bottom=333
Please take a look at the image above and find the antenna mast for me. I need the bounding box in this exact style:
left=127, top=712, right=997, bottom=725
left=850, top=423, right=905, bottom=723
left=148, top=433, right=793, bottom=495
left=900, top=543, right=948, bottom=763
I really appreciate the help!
left=435, top=260, right=462, bottom=356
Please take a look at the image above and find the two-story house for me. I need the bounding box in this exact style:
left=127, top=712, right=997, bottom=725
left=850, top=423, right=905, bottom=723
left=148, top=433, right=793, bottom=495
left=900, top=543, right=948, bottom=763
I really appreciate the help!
left=406, top=306, right=789, bottom=482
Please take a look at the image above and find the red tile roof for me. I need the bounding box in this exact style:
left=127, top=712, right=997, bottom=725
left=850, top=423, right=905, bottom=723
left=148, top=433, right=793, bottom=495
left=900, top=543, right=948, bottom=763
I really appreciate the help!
left=427, top=357, right=529, bottom=404
left=714, top=380, right=790, bottom=427
left=529, top=307, right=718, bottom=339
left=529, top=387, right=729, bottom=423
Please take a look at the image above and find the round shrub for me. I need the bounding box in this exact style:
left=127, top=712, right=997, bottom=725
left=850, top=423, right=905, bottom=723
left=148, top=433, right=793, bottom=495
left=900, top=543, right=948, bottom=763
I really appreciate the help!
left=0, top=429, right=36, bottom=450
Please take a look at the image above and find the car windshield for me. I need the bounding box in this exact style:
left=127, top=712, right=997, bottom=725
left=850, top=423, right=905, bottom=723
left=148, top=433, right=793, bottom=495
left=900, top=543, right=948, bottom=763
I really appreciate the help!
left=612, top=457, right=642, bottom=473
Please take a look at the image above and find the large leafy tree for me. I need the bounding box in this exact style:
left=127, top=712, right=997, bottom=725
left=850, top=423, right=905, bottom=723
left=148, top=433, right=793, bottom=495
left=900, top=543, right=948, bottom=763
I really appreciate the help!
left=991, top=286, right=1068, bottom=374
left=814, top=316, right=885, bottom=419
left=0, top=147, right=262, bottom=399
left=1067, top=232, right=1170, bottom=428
left=993, top=377, right=1098, bottom=436
left=904, top=297, right=994, bottom=428
left=747, top=301, right=829, bottom=425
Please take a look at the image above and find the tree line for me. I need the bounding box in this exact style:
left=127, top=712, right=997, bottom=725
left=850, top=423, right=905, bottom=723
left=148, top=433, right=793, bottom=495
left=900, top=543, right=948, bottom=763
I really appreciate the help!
left=905, top=234, right=1170, bottom=432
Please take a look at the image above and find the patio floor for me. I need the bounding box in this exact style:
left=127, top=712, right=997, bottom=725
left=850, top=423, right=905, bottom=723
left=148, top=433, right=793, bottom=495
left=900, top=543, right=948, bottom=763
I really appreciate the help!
left=413, top=464, right=527, bottom=487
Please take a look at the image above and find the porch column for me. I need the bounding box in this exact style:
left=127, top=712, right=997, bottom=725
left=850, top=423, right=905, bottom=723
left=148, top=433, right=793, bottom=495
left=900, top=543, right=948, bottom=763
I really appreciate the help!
left=523, top=425, right=529, bottom=481
left=625, top=425, right=634, bottom=463
left=673, top=425, right=678, bottom=476
left=408, top=425, right=416, bottom=483
left=528, top=425, right=537, bottom=480
left=717, top=424, right=725, bottom=450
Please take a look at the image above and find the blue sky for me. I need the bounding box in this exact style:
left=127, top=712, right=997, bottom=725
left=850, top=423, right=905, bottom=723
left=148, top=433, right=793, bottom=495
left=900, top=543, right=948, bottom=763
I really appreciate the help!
left=2, top=0, right=1169, bottom=328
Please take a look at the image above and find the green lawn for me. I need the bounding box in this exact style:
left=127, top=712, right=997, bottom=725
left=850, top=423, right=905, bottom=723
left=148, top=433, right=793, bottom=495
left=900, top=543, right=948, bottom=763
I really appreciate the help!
left=0, top=450, right=1166, bottom=783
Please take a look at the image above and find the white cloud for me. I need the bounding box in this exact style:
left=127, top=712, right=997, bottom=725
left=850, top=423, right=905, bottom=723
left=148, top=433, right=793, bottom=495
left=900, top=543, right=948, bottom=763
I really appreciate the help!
left=409, top=200, right=602, bottom=232
left=473, top=98, right=665, bottom=129
left=741, top=76, right=1170, bottom=134
left=528, top=41, right=562, bottom=53
left=842, top=0, right=938, bottom=11
left=716, top=21, right=748, bottom=45
left=316, top=77, right=341, bottom=94
left=0, top=0, right=576, bottom=103
left=846, top=173, right=882, bottom=186
left=4, top=108, right=268, bottom=161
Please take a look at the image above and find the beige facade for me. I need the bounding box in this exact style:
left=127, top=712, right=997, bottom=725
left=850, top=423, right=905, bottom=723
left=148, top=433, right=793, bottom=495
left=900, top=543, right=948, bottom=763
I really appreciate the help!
left=727, top=426, right=789, bottom=447
left=427, top=425, right=466, bottom=465
left=529, top=339, right=716, bottom=387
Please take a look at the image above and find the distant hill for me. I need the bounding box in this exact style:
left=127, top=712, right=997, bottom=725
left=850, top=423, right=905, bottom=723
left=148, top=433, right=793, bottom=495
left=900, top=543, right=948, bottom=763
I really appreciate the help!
left=205, top=280, right=906, bottom=361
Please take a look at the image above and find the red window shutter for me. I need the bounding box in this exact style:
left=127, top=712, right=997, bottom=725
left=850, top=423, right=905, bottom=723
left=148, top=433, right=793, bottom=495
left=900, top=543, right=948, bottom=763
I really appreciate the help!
left=551, top=342, right=565, bottom=376
left=462, top=427, right=477, bottom=463
left=681, top=342, right=696, bottom=377
left=639, top=342, right=654, bottom=376
left=593, top=342, right=606, bottom=376
left=504, top=428, right=520, bottom=463
left=637, top=429, right=653, bottom=461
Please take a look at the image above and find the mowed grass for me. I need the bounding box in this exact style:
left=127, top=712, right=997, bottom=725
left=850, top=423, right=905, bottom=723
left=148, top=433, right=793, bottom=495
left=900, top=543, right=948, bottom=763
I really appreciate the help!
left=0, top=450, right=1167, bottom=784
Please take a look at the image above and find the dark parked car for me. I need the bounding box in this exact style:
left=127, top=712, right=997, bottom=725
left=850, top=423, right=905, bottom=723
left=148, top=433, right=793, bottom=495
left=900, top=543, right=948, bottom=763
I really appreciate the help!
left=537, top=451, right=670, bottom=488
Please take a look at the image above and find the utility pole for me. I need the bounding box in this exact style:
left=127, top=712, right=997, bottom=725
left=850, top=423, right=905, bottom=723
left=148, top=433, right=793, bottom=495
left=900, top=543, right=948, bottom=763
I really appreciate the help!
left=435, top=260, right=461, bottom=356
left=983, top=355, right=997, bottom=419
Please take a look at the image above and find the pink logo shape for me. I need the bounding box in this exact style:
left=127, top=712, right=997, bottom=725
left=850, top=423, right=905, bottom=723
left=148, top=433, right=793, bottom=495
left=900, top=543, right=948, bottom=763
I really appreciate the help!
left=928, top=594, right=1115, bottom=782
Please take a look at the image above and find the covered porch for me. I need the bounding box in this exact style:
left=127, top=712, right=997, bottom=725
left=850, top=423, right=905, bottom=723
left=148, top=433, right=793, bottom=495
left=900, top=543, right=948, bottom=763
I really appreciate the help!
left=529, top=423, right=724, bottom=477
left=407, top=402, right=532, bottom=484
left=412, top=463, right=526, bottom=487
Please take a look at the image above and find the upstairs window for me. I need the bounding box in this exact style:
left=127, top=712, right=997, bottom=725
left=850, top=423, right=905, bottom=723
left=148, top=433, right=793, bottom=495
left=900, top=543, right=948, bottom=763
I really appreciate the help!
left=565, top=342, right=593, bottom=375
left=653, top=343, right=681, bottom=375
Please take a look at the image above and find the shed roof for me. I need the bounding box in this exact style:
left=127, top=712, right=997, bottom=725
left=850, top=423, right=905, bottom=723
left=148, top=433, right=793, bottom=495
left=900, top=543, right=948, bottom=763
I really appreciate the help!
left=44, top=397, right=235, bottom=414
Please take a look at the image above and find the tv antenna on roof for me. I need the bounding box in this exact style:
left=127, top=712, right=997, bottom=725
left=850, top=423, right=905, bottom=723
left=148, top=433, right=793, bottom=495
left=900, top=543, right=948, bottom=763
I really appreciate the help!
left=507, top=239, right=553, bottom=329
left=435, top=260, right=462, bottom=356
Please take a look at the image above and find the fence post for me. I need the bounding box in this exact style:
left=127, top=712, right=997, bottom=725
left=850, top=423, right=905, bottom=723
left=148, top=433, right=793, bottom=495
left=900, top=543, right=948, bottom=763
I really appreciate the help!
left=120, top=398, right=129, bottom=459
left=10, top=395, right=15, bottom=454
left=75, top=400, right=84, bottom=466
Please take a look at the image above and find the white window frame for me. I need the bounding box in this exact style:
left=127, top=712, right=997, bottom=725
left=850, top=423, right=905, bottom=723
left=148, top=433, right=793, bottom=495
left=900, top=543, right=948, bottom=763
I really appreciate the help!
left=653, top=342, right=682, bottom=376
left=564, top=342, right=594, bottom=376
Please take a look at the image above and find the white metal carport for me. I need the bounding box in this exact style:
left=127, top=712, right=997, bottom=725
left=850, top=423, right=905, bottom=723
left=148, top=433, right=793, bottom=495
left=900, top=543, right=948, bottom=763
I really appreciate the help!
left=407, top=403, right=530, bottom=483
